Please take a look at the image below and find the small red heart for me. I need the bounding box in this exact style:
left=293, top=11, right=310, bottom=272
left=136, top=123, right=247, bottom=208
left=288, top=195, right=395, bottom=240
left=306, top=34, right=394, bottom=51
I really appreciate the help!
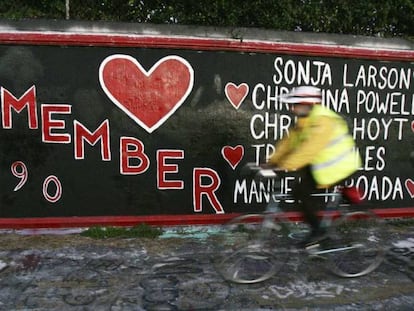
left=100, top=55, right=194, bottom=133
left=222, top=145, right=244, bottom=169
left=411, top=120, right=414, bottom=132
left=406, top=179, right=414, bottom=198
left=225, top=83, right=249, bottom=109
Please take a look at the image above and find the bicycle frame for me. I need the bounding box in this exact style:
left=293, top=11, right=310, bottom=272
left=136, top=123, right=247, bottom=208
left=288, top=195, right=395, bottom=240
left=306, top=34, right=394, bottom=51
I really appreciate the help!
left=263, top=184, right=346, bottom=227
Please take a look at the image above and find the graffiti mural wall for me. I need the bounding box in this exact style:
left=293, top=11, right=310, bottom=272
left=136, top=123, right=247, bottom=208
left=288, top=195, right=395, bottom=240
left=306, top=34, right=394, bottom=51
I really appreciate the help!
left=0, top=20, right=413, bottom=226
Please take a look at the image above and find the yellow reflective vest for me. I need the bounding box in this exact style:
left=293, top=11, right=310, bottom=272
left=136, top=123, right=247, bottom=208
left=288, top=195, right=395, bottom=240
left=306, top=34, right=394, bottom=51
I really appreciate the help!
left=267, top=105, right=361, bottom=187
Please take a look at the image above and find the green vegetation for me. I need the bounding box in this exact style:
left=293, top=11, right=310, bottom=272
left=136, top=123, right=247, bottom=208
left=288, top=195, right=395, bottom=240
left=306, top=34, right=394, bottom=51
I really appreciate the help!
left=386, top=218, right=414, bottom=228
left=0, top=0, right=413, bottom=39
left=80, top=223, right=163, bottom=239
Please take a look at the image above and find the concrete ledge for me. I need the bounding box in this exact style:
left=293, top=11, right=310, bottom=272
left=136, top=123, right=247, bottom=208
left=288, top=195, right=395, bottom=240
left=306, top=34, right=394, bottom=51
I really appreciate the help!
left=0, top=18, right=413, bottom=51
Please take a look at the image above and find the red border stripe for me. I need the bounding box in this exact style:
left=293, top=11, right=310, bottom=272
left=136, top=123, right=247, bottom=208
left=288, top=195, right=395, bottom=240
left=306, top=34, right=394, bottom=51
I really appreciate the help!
left=0, top=207, right=412, bottom=229
left=0, top=32, right=413, bottom=61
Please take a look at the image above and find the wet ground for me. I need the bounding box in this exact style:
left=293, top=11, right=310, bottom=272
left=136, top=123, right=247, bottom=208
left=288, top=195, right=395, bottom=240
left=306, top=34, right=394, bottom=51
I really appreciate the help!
left=0, top=220, right=414, bottom=310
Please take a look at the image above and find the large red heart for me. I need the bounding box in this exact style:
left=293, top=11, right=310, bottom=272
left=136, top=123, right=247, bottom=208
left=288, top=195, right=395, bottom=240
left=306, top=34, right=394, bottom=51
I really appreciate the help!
left=221, top=145, right=244, bottom=169
left=225, top=82, right=249, bottom=109
left=99, top=55, right=194, bottom=133
left=406, top=179, right=414, bottom=198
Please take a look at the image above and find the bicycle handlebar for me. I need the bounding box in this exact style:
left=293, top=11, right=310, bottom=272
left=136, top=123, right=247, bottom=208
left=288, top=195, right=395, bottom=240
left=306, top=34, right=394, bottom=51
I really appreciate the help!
left=243, top=162, right=283, bottom=178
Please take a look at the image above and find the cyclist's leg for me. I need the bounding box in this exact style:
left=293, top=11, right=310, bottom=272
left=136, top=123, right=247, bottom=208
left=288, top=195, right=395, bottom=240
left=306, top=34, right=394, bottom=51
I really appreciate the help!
left=293, top=167, right=326, bottom=244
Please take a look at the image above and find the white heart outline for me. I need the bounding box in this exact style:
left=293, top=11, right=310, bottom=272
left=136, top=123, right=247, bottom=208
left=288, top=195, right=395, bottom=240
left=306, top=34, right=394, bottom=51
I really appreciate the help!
left=405, top=178, right=414, bottom=198
left=225, top=82, right=249, bottom=109
left=221, top=145, right=244, bottom=170
left=99, top=54, right=194, bottom=133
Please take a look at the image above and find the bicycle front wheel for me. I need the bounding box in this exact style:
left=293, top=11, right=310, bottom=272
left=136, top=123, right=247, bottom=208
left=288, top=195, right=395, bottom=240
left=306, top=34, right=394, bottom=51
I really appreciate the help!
left=214, top=214, right=289, bottom=284
left=217, top=245, right=276, bottom=284
left=326, top=211, right=385, bottom=277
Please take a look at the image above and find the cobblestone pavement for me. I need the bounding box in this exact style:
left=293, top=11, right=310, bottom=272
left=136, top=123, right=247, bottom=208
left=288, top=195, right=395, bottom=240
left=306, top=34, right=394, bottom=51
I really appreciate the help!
left=0, top=221, right=414, bottom=310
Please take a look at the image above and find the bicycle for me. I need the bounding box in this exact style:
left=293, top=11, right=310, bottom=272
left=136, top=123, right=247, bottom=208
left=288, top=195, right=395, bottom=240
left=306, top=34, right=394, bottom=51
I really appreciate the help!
left=214, top=164, right=385, bottom=284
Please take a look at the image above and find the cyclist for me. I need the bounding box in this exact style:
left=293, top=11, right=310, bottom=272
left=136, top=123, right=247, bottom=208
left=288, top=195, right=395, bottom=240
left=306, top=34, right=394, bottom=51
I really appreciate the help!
left=266, top=86, right=362, bottom=247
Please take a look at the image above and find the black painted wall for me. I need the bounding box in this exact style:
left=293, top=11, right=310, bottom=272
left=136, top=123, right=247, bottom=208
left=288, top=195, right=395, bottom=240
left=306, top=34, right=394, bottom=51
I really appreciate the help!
left=0, top=20, right=413, bottom=219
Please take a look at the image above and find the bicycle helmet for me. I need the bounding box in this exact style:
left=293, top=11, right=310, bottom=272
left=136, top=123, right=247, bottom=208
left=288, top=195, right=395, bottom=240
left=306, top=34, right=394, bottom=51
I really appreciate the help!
left=279, top=86, right=322, bottom=105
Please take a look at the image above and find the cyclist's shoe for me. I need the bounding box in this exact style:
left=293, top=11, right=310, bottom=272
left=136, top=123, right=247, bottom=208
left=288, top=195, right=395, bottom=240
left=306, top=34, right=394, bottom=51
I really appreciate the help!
left=297, top=228, right=328, bottom=249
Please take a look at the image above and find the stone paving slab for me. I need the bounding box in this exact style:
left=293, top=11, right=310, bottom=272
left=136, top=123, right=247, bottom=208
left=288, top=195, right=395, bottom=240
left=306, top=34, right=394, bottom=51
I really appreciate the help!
left=0, top=222, right=414, bottom=310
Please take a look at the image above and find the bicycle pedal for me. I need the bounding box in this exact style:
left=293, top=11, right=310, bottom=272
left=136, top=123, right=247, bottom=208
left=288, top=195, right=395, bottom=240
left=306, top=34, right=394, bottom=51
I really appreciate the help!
left=306, top=244, right=327, bottom=260
left=305, top=243, right=321, bottom=252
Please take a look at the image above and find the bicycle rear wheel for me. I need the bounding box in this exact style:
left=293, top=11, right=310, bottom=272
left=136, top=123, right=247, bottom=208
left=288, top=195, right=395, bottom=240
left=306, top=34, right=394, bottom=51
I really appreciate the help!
left=325, top=211, right=385, bottom=277
left=214, top=214, right=289, bottom=284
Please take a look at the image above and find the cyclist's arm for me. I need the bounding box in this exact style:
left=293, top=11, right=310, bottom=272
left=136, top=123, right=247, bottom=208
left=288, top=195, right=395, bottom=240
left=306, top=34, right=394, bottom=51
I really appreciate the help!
left=277, top=116, right=334, bottom=170
left=267, top=134, right=294, bottom=166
